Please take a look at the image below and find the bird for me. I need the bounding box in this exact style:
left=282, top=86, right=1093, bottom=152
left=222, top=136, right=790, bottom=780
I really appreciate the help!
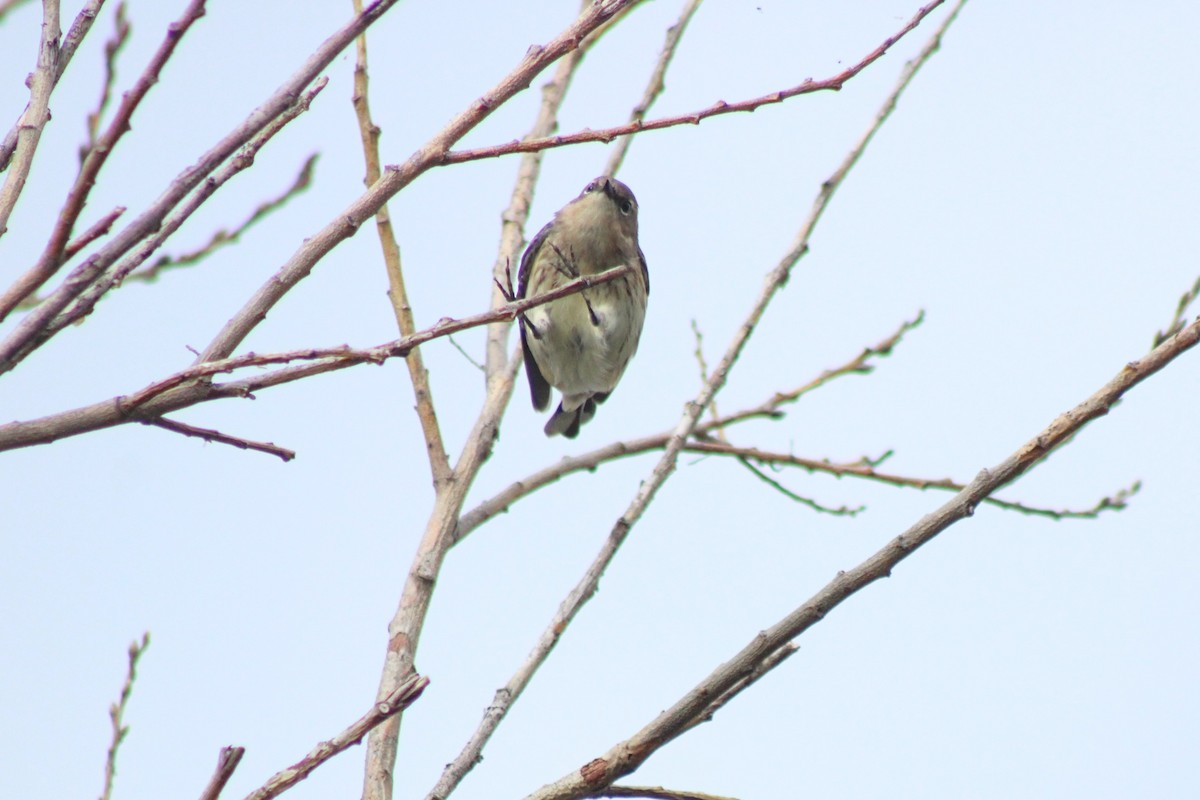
left=517, top=176, right=650, bottom=438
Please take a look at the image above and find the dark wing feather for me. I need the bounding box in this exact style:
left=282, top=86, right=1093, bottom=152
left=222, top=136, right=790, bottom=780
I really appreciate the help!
left=637, top=244, right=649, bottom=295
left=518, top=222, right=554, bottom=411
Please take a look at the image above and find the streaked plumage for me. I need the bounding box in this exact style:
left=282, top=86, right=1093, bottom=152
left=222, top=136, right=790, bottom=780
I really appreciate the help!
left=517, top=176, right=650, bottom=438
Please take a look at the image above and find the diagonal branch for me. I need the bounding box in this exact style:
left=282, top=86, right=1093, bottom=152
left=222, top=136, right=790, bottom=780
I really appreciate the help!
left=141, top=417, right=296, bottom=462
left=239, top=673, right=429, bottom=800
left=123, top=154, right=319, bottom=286
left=602, top=0, right=704, bottom=178
left=524, top=315, right=1200, bottom=800
left=690, top=441, right=1140, bottom=520
left=197, top=747, right=244, bottom=800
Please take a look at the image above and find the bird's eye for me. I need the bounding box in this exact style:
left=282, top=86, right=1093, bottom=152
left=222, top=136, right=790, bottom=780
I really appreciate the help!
left=584, top=182, right=597, bottom=193
left=618, top=199, right=633, bottom=215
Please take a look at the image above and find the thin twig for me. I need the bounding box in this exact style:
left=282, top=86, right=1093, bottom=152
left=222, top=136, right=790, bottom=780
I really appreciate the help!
left=736, top=457, right=864, bottom=516
left=1152, top=274, right=1200, bottom=348
left=126, top=154, right=319, bottom=285
left=240, top=673, right=429, bottom=800
left=64, top=205, right=126, bottom=260
left=197, top=747, right=245, bottom=800
left=693, top=441, right=1140, bottom=521
left=79, top=1, right=129, bottom=166
left=689, top=319, right=724, bottom=439
left=98, top=632, right=150, bottom=800
left=0, top=0, right=60, bottom=238
left=602, top=0, right=704, bottom=178
left=351, top=0, right=451, bottom=486
left=447, top=335, right=485, bottom=372
left=141, top=416, right=296, bottom=462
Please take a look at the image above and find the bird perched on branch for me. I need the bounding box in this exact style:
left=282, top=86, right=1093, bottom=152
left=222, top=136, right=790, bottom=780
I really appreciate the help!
left=517, top=176, right=650, bottom=438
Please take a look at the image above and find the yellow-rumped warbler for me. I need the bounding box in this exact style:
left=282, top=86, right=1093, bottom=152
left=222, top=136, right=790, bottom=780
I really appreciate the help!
left=517, top=176, right=650, bottom=438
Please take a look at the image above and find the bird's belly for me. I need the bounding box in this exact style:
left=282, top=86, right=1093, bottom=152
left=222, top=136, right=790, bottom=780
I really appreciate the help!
left=526, top=289, right=645, bottom=396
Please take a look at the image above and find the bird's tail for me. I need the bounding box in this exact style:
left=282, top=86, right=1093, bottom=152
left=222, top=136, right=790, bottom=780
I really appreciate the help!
left=544, top=396, right=598, bottom=438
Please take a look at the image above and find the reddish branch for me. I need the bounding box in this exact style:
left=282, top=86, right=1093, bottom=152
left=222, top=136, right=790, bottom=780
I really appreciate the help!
left=441, top=1, right=945, bottom=167
left=0, top=267, right=632, bottom=453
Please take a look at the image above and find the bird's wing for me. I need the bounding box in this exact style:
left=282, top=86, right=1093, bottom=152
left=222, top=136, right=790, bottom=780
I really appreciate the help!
left=518, top=221, right=553, bottom=411
left=637, top=244, right=649, bottom=296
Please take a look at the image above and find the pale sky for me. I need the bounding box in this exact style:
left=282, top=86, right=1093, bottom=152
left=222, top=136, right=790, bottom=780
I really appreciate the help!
left=1, top=2, right=1197, bottom=799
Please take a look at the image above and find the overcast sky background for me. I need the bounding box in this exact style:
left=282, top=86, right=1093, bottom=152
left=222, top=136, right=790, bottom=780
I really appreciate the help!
left=1, top=1, right=1198, bottom=799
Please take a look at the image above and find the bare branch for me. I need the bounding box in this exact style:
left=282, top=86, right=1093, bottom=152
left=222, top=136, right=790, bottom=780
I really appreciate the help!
left=526, top=319, right=1200, bottom=799
left=79, top=1, right=129, bottom=167
left=444, top=1, right=945, bottom=167
left=125, top=154, right=319, bottom=286
left=680, top=644, right=798, bottom=736
left=98, top=632, right=150, bottom=800
left=688, top=319, right=724, bottom=438
left=690, top=441, right=1140, bottom=521
left=0, top=266, right=632, bottom=453
left=240, top=673, right=429, bottom=800
left=602, top=0, right=704, bottom=178
left=0, top=0, right=405, bottom=363
left=350, top=0, right=451, bottom=486
left=0, top=0, right=207, bottom=321
left=17, top=81, right=327, bottom=353
left=1152, top=274, right=1200, bottom=348
left=735, top=457, right=864, bottom=516
left=197, top=747, right=245, bottom=800
left=64, top=205, right=126, bottom=260
left=0, top=0, right=106, bottom=173
left=0, top=0, right=60, bottom=238
left=141, top=417, right=296, bottom=462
